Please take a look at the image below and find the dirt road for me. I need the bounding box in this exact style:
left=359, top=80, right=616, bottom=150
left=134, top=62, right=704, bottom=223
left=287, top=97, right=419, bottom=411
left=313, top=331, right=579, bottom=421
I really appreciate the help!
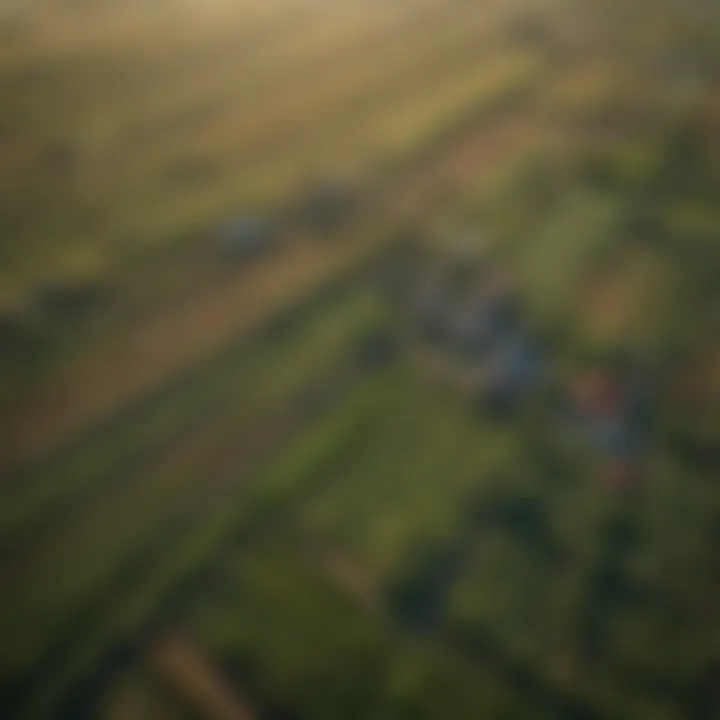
left=2, top=103, right=546, bottom=471
left=152, top=633, right=256, bottom=720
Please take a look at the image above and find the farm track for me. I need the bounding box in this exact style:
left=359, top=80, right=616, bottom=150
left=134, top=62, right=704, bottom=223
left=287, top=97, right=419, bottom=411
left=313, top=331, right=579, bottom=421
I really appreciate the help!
left=1, top=89, right=548, bottom=472
left=150, top=633, right=257, bottom=720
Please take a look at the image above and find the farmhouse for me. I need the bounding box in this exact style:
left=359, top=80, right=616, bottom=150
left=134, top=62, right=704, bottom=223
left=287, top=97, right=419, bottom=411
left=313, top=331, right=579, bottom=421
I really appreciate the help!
left=394, top=234, right=544, bottom=412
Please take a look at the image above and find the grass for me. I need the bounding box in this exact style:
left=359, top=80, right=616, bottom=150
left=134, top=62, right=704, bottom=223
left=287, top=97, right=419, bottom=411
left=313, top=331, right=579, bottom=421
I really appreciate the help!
left=18, top=366, right=391, bottom=720
left=0, top=277, right=388, bottom=703
left=292, top=371, right=516, bottom=580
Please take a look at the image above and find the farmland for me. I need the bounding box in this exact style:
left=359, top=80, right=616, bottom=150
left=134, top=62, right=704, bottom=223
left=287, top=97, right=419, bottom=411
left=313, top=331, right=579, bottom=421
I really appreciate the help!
left=1, top=0, right=719, bottom=718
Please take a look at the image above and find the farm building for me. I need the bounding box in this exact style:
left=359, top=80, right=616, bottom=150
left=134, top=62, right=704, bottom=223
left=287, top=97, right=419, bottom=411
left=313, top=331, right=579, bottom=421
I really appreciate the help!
left=565, top=365, right=653, bottom=489
left=391, top=233, right=544, bottom=412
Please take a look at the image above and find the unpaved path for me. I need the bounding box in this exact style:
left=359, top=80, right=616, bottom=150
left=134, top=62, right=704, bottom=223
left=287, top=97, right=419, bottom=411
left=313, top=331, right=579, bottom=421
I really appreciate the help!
left=151, top=633, right=256, bottom=720
left=2, top=103, right=546, bottom=472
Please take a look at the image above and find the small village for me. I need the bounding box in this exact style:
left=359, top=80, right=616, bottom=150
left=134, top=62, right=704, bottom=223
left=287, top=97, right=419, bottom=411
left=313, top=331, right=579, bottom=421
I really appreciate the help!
left=377, top=231, right=654, bottom=492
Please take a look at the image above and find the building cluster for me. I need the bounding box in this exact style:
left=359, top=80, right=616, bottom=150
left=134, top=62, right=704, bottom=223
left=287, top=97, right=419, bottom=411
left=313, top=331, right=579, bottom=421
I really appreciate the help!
left=381, top=232, right=652, bottom=489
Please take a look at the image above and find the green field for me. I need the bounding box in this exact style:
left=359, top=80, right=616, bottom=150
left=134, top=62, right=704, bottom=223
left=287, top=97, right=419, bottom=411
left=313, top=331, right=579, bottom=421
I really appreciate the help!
left=1, top=0, right=719, bottom=718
